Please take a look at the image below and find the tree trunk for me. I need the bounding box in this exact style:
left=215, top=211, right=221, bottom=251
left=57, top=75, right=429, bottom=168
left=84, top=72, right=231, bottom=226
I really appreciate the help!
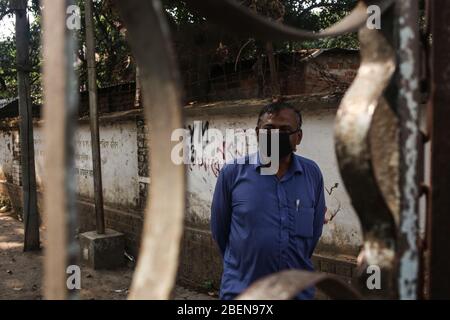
left=85, top=0, right=105, bottom=234
left=266, top=41, right=280, bottom=97
left=11, top=0, right=40, bottom=251
left=254, top=42, right=265, bottom=98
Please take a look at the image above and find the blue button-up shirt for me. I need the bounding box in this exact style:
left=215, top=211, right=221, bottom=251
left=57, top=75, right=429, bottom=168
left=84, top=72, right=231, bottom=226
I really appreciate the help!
left=211, top=153, right=326, bottom=300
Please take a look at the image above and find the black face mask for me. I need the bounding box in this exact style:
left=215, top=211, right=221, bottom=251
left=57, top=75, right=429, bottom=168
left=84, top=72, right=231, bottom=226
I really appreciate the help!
left=278, top=131, right=294, bottom=158
left=259, top=130, right=297, bottom=160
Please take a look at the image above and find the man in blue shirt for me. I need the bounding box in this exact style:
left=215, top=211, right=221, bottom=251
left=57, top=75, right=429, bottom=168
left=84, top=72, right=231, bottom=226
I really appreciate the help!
left=211, top=102, right=326, bottom=300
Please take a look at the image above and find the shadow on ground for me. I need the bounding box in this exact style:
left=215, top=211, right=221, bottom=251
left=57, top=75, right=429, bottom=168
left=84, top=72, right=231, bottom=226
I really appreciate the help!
left=0, top=210, right=216, bottom=300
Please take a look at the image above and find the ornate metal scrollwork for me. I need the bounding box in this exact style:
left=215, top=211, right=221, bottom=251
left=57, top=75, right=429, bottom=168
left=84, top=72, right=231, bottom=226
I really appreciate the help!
left=237, top=270, right=361, bottom=300
left=334, top=26, right=399, bottom=298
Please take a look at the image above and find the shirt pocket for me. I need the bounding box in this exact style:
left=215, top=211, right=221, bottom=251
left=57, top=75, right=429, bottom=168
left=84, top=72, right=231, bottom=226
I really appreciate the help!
left=294, top=207, right=315, bottom=238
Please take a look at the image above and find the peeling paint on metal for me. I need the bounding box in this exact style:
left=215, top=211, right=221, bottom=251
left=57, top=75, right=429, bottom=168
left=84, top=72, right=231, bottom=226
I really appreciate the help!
left=397, top=0, right=420, bottom=300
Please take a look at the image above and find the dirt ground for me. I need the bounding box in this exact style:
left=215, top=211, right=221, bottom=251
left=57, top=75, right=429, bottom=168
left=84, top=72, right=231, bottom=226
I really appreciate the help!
left=0, top=209, right=216, bottom=300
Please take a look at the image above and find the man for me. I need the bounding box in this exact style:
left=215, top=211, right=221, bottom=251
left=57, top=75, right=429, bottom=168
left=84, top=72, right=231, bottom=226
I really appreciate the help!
left=211, top=102, right=326, bottom=300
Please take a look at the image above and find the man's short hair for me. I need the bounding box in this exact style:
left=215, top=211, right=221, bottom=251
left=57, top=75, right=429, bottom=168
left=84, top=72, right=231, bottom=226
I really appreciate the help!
left=257, top=101, right=303, bottom=129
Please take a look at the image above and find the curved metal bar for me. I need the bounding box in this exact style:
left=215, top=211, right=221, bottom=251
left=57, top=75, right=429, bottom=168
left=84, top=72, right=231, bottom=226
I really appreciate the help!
left=236, top=270, right=361, bottom=300
left=334, top=26, right=398, bottom=298
left=115, top=0, right=185, bottom=299
left=184, top=0, right=393, bottom=41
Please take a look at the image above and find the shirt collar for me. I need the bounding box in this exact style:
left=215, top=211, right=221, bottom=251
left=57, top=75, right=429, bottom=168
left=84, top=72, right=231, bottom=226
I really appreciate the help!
left=252, top=152, right=304, bottom=175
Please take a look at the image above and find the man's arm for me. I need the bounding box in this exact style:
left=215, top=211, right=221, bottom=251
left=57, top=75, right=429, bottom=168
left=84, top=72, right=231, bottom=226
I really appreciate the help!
left=310, top=171, right=326, bottom=258
left=211, top=165, right=233, bottom=257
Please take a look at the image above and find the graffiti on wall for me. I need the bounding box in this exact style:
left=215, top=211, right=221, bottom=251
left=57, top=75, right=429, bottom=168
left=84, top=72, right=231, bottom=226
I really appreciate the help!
left=185, top=120, right=255, bottom=178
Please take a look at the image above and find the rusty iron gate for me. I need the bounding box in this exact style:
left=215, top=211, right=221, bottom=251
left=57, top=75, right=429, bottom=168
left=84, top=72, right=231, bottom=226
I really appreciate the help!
left=39, top=0, right=449, bottom=299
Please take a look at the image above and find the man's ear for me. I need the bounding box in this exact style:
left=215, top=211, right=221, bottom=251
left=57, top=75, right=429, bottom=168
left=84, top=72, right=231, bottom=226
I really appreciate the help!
left=295, top=129, right=303, bottom=146
left=255, top=126, right=259, bottom=142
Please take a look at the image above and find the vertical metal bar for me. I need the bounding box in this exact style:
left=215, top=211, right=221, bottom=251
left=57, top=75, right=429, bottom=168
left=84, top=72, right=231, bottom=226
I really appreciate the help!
left=395, top=0, right=421, bottom=300
left=419, top=0, right=432, bottom=300
left=11, top=0, right=40, bottom=251
left=43, top=0, right=79, bottom=300
left=85, top=0, right=105, bottom=234
left=65, top=0, right=79, bottom=300
left=428, top=0, right=450, bottom=299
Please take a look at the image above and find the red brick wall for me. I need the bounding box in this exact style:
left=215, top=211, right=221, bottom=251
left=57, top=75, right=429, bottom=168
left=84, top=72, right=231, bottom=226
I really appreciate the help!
left=78, top=82, right=137, bottom=117
left=77, top=50, right=360, bottom=110
left=184, top=50, right=360, bottom=102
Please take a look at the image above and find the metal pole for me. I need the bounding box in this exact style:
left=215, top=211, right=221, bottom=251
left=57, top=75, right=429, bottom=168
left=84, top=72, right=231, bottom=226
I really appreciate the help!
left=85, top=0, right=105, bottom=234
left=42, top=0, right=79, bottom=300
left=11, top=0, right=40, bottom=251
left=395, top=0, right=421, bottom=300
left=427, top=0, right=450, bottom=299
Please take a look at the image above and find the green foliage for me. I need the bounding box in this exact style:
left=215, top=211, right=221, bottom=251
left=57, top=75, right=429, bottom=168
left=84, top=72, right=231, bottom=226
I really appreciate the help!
left=241, top=0, right=285, bottom=21
left=164, top=0, right=360, bottom=69
left=0, top=35, right=17, bottom=99
left=75, top=0, right=134, bottom=91
left=286, top=0, right=359, bottom=49
left=0, top=0, right=41, bottom=102
left=0, top=0, right=133, bottom=103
